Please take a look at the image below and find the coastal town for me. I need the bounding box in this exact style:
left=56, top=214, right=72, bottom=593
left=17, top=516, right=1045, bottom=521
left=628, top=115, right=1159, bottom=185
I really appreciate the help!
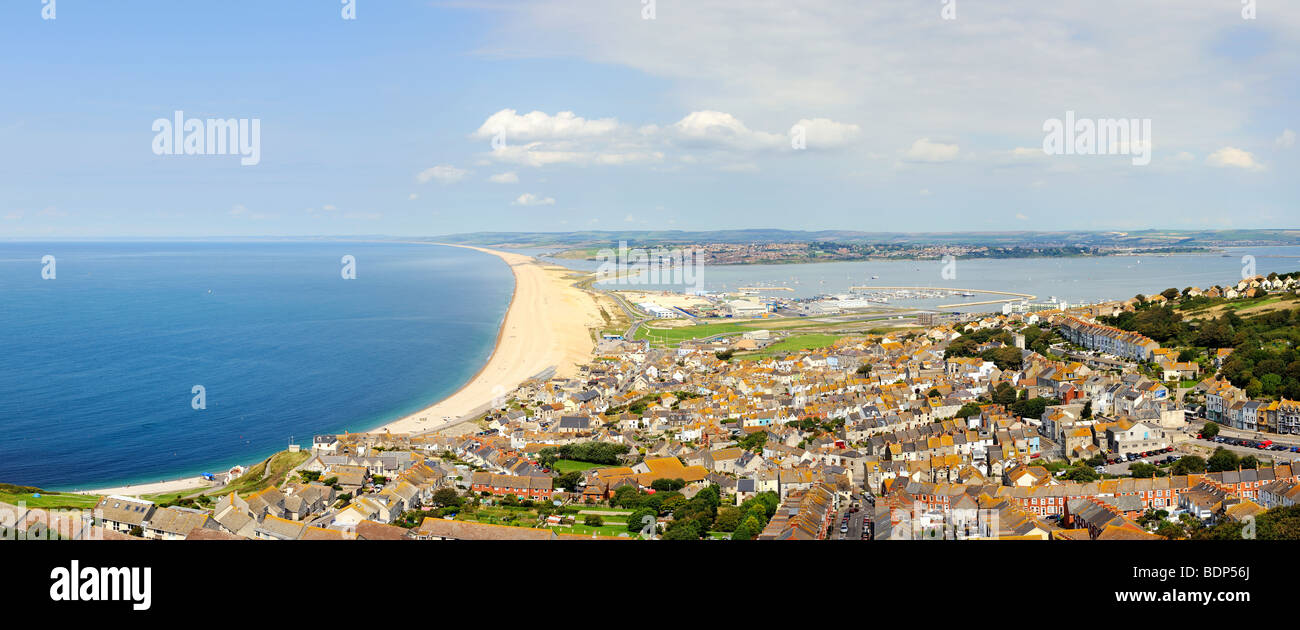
left=6, top=267, right=1300, bottom=542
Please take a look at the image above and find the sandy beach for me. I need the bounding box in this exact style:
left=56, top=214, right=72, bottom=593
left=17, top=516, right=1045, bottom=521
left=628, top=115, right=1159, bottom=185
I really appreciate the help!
left=374, top=244, right=602, bottom=435
left=74, top=475, right=212, bottom=497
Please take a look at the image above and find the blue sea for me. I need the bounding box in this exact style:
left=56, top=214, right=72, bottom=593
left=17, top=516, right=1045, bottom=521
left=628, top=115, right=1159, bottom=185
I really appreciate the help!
left=0, top=241, right=513, bottom=490
left=554, top=246, right=1300, bottom=313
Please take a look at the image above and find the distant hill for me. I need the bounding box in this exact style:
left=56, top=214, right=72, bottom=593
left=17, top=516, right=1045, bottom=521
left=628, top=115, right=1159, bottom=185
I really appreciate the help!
left=432, top=229, right=1300, bottom=248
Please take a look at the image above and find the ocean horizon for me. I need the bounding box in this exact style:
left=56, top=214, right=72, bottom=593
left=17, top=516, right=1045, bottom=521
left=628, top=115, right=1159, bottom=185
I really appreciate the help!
left=0, top=241, right=513, bottom=491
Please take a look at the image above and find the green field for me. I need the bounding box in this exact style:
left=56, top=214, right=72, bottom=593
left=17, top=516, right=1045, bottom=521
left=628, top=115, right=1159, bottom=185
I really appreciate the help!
left=552, top=459, right=614, bottom=473
left=552, top=523, right=636, bottom=538
left=0, top=484, right=102, bottom=510
left=633, top=321, right=754, bottom=344
left=738, top=334, right=843, bottom=359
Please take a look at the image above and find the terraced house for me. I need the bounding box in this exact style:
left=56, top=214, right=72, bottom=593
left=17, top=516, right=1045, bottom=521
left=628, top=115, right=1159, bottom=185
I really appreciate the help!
left=1056, top=316, right=1160, bottom=361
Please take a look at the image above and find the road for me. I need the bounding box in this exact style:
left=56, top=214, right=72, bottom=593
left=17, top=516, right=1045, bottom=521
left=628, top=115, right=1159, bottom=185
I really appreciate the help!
left=1175, top=433, right=1300, bottom=464
left=832, top=496, right=872, bottom=540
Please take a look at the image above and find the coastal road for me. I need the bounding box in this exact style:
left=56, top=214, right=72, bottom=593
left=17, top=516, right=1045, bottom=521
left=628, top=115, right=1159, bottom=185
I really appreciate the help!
left=1174, top=432, right=1300, bottom=465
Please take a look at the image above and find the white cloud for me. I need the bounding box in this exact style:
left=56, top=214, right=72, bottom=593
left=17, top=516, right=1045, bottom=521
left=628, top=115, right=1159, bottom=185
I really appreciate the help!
left=512, top=193, right=556, bottom=206
left=903, top=138, right=960, bottom=163
left=488, top=171, right=519, bottom=183
left=1277, top=129, right=1296, bottom=149
left=416, top=165, right=469, bottom=184
left=1015, top=213, right=1029, bottom=220
left=408, top=193, right=419, bottom=200
left=918, top=189, right=932, bottom=196
left=670, top=110, right=785, bottom=150
left=792, top=118, right=861, bottom=149
left=471, top=108, right=849, bottom=168
left=1206, top=147, right=1264, bottom=170
left=472, top=109, right=620, bottom=141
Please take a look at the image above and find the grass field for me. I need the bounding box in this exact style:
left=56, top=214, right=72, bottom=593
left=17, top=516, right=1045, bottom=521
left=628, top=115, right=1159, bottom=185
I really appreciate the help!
left=552, top=523, right=636, bottom=538
left=634, top=321, right=753, bottom=344
left=552, top=459, right=614, bottom=473
left=738, top=334, right=844, bottom=359
left=0, top=485, right=102, bottom=510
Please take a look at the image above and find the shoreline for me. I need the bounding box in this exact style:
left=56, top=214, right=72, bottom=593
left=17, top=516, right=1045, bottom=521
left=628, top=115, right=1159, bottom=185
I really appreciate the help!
left=372, top=244, right=601, bottom=435
left=74, top=244, right=601, bottom=497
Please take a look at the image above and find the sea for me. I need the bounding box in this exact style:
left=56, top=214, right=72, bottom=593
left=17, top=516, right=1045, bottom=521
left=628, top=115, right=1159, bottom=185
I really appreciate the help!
left=0, top=241, right=513, bottom=490
left=548, top=246, right=1300, bottom=313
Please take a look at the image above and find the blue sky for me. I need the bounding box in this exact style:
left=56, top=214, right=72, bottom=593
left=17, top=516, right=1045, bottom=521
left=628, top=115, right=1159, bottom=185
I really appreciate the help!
left=0, top=0, right=1296, bottom=237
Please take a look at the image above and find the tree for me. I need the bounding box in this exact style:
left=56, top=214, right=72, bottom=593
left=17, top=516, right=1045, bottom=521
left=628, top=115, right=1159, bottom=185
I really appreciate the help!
left=661, top=518, right=702, bottom=540
left=992, top=383, right=1018, bottom=407
left=856, top=364, right=872, bottom=376
left=554, top=471, right=584, bottom=491
left=432, top=488, right=462, bottom=508
left=956, top=402, right=983, bottom=419
left=1155, top=521, right=1185, bottom=540
left=1200, top=422, right=1220, bottom=439
left=651, top=478, right=686, bottom=492
left=1061, top=465, right=1100, bottom=482
left=1161, top=288, right=1179, bottom=301
left=1206, top=447, right=1239, bottom=473
left=732, top=515, right=762, bottom=540
left=738, top=431, right=767, bottom=453
left=584, top=514, right=604, bottom=528
left=714, top=507, right=741, bottom=532
left=1081, top=400, right=1093, bottom=420
left=1171, top=455, right=1206, bottom=475
left=628, top=508, right=657, bottom=534
left=1129, top=462, right=1166, bottom=478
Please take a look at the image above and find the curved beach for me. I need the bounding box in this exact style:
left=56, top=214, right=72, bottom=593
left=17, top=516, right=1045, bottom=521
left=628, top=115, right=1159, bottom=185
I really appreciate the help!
left=374, top=244, right=601, bottom=435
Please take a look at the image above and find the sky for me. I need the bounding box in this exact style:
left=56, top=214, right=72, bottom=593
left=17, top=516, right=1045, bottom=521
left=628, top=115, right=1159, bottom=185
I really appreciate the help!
left=0, top=0, right=1296, bottom=238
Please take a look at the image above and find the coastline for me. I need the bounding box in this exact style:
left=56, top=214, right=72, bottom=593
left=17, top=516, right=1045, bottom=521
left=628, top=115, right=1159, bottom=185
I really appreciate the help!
left=373, top=244, right=601, bottom=435
left=75, top=244, right=601, bottom=498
